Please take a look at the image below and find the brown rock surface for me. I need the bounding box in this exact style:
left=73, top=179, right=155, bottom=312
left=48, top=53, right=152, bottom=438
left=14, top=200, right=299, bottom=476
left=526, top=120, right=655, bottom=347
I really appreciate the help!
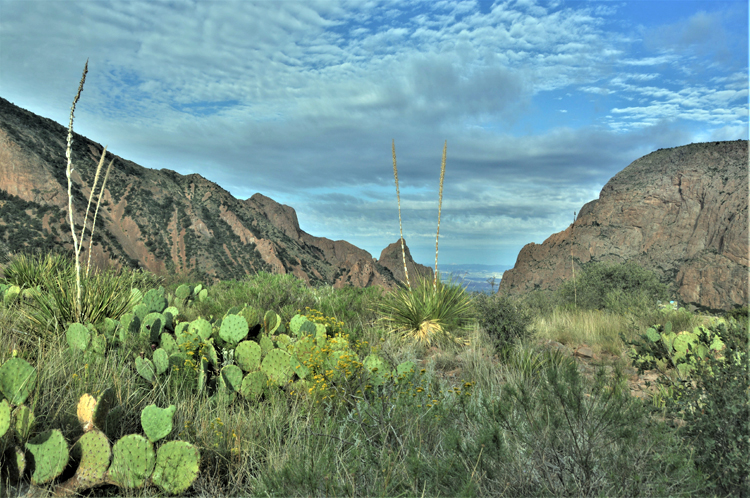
left=498, top=140, right=749, bottom=311
left=378, top=240, right=434, bottom=285
left=0, top=96, right=428, bottom=289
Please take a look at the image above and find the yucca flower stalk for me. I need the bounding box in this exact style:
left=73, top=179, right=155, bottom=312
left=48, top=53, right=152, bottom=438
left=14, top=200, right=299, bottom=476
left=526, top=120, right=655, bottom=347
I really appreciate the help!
left=64, top=58, right=116, bottom=321
left=392, top=139, right=410, bottom=290
left=433, top=140, right=446, bottom=291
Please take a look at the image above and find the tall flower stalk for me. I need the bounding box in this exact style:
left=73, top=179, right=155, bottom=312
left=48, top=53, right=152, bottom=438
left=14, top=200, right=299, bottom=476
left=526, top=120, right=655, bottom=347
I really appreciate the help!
left=64, top=59, right=116, bottom=321
left=392, top=139, right=410, bottom=290
left=433, top=140, right=447, bottom=291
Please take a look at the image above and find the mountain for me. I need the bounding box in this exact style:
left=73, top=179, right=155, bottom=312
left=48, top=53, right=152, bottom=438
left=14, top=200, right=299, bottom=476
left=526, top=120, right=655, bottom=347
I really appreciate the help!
left=0, top=96, right=427, bottom=288
left=498, top=140, right=749, bottom=312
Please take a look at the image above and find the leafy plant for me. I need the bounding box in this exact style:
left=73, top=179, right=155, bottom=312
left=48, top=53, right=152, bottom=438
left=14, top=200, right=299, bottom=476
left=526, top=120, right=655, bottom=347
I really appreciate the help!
left=375, top=273, right=475, bottom=348
left=557, top=261, right=669, bottom=312
left=472, top=293, right=533, bottom=352
left=661, top=318, right=749, bottom=497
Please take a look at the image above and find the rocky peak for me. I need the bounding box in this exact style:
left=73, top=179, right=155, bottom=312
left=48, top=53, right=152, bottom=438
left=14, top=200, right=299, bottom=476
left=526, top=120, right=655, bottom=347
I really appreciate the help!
left=378, top=240, right=434, bottom=286
left=498, top=140, right=748, bottom=311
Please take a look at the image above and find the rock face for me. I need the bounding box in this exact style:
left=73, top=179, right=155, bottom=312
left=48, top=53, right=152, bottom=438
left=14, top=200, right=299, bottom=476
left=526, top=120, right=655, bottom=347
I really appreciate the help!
left=0, top=96, right=428, bottom=289
left=498, top=140, right=749, bottom=311
left=378, top=241, right=434, bottom=285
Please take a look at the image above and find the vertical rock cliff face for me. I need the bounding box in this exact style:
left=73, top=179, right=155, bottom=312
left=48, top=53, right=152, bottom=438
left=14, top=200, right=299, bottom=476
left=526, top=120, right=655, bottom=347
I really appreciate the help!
left=498, top=140, right=748, bottom=311
left=0, top=97, right=428, bottom=289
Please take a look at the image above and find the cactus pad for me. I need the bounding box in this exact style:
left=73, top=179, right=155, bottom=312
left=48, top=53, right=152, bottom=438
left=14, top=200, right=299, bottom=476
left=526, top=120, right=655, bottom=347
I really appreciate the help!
left=159, top=333, right=179, bottom=355
left=261, top=349, right=292, bottom=386
left=25, top=429, right=69, bottom=485
left=143, top=288, right=167, bottom=314
left=394, top=360, right=416, bottom=384
left=77, top=393, right=97, bottom=432
left=153, top=348, right=170, bottom=376
left=198, top=288, right=208, bottom=302
left=219, top=314, right=249, bottom=346
left=0, top=357, right=37, bottom=406
left=259, top=335, right=274, bottom=356
left=175, top=284, right=192, bottom=300
left=240, top=371, right=268, bottom=400
left=220, top=365, right=243, bottom=394
left=93, top=388, right=116, bottom=432
left=235, top=341, right=262, bottom=372
left=363, top=354, right=389, bottom=386
left=151, top=440, right=200, bottom=495
left=66, top=323, right=92, bottom=352
left=0, top=399, right=9, bottom=438
left=106, top=434, right=155, bottom=489
left=12, top=405, right=35, bottom=442
left=60, top=429, right=111, bottom=494
left=141, top=404, right=176, bottom=443
left=135, top=357, right=156, bottom=384
left=140, top=313, right=165, bottom=344
left=188, top=317, right=213, bottom=341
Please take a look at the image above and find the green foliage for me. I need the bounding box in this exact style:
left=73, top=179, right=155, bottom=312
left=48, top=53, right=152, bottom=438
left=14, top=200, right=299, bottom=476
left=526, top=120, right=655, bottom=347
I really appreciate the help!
left=0, top=357, right=37, bottom=406
left=141, top=404, right=176, bottom=443
left=106, top=434, right=155, bottom=489
left=25, top=429, right=69, bottom=485
left=662, top=318, right=749, bottom=497
left=151, top=440, right=201, bottom=495
left=557, top=261, right=669, bottom=312
left=375, top=273, right=475, bottom=348
left=474, top=357, right=707, bottom=497
left=472, top=293, right=533, bottom=352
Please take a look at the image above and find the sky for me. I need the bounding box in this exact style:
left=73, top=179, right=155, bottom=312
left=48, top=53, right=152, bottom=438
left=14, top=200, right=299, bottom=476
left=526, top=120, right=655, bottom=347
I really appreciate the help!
left=0, top=0, right=747, bottom=270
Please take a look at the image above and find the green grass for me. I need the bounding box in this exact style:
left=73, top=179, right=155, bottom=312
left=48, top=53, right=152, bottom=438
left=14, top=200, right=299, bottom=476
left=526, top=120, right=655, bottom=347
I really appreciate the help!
left=1, top=249, right=740, bottom=497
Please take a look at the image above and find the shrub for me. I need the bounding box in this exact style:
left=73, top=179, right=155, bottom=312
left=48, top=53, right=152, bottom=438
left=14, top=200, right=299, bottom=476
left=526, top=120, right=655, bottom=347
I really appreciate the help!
left=557, top=261, right=669, bottom=312
left=463, top=357, right=708, bottom=497
left=472, top=293, right=533, bottom=352
left=662, top=318, right=749, bottom=497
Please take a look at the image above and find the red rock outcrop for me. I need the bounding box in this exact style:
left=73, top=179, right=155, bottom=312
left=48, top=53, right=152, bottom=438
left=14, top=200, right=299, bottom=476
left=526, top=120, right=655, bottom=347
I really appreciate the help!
left=378, top=240, right=434, bottom=286
left=498, top=140, right=748, bottom=311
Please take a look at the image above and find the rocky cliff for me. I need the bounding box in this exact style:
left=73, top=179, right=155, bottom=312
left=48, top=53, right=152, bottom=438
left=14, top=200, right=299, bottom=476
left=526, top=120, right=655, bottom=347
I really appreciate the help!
left=498, top=140, right=749, bottom=311
left=0, top=96, right=426, bottom=289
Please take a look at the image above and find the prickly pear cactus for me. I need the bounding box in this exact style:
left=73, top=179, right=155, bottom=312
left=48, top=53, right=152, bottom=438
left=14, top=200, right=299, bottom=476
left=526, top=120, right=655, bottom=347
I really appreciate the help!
left=66, top=323, right=92, bottom=352
left=140, top=313, right=165, bottom=344
left=106, top=434, right=155, bottom=489
left=240, top=370, right=268, bottom=400
left=141, top=404, right=176, bottom=443
left=393, top=360, right=416, bottom=384
left=220, top=365, right=244, bottom=393
left=0, top=357, right=37, bottom=405
left=188, top=317, right=213, bottom=342
left=142, top=288, right=167, bottom=314
left=363, top=354, right=389, bottom=386
left=13, top=404, right=35, bottom=441
left=57, top=429, right=111, bottom=495
left=153, top=348, right=170, bottom=376
left=174, top=284, right=192, bottom=301
left=219, top=314, right=249, bottom=346
left=0, top=399, right=9, bottom=438
left=234, top=341, right=262, bottom=372
left=151, top=440, right=200, bottom=495
left=263, top=310, right=280, bottom=335
left=25, top=429, right=69, bottom=485
left=135, top=356, right=157, bottom=384
left=198, top=288, right=208, bottom=302
left=259, top=335, right=275, bottom=356
left=77, top=393, right=97, bottom=432
left=261, top=349, right=292, bottom=386
left=159, top=333, right=179, bottom=355
left=118, top=312, right=140, bottom=343
left=92, top=388, right=116, bottom=432
left=132, top=303, right=149, bottom=322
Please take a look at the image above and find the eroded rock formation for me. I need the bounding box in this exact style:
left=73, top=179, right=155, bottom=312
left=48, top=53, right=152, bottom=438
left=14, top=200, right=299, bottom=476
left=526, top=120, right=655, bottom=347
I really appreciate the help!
left=498, top=140, right=749, bottom=311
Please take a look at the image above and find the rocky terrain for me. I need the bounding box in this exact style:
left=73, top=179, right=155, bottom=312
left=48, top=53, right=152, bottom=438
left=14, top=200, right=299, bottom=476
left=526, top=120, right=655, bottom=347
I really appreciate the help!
left=0, top=96, right=428, bottom=288
left=499, top=140, right=749, bottom=311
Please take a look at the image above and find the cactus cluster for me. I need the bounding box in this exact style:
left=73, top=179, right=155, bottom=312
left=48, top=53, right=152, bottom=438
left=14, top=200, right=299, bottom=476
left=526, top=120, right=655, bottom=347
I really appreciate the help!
left=624, top=320, right=728, bottom=379
left=0, top=354, right=200, bottom=496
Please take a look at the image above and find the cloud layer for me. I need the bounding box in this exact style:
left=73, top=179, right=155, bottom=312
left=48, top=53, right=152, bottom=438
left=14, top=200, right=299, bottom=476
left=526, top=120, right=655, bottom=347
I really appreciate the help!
left=1, top=0, right=747, bottom=266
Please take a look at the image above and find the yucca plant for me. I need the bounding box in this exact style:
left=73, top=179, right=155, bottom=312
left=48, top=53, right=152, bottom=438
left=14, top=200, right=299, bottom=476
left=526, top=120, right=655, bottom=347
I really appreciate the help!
left=375, top=272, right=474, bottom=348
left=380, top=141, right=473, bottom=347
left=64, top=59, right=117, bottom=322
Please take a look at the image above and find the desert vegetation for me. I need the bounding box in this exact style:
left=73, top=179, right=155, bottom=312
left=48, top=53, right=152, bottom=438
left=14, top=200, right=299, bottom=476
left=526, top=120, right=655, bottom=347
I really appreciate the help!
left=0, top=61, right=746, bottom=497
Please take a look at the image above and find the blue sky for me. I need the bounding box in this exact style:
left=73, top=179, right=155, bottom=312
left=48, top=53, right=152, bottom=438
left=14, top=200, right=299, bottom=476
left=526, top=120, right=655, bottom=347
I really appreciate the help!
left=0, top=0, right=747, bottom=269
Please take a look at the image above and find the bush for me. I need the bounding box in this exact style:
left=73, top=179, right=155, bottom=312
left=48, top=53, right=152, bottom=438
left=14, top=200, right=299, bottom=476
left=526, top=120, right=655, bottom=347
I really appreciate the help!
left=557, top=261, right=669, bottom=312
left=662, top=318, right=749, bottom=497
left=459, top=357, right=707, bottom=497
left=473, top=293, right=533, bottom=352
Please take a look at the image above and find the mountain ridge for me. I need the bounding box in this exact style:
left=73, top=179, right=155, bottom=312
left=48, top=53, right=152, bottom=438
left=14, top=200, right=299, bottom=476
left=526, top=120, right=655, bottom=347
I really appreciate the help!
left=0, top=96, right=431, bottom=288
